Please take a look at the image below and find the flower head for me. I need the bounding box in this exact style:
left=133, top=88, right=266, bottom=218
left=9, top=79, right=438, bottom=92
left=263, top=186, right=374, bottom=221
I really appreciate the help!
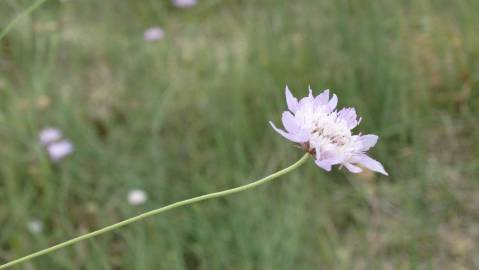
left=47, top=140, right=74, bottom=163
left=39, top=127, right=62, bottom=146
left=172, top=0, right=197, bottom=8
left=27, top=219, right=44, bottom=234
left=128, top=189, right=148, bottom=205
left=143, top=27, right=165, bottom=41
left=270, top=86, right=388, bottom=175
left=38, top=127, right=74, bottom=163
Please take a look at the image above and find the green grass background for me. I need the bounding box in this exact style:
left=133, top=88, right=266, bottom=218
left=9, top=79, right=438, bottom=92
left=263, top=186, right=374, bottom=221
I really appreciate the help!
left=1, top=0, right=479, bottom=269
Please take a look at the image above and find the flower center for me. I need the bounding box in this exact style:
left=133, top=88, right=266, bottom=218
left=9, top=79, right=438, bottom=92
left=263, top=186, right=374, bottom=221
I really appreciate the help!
left=308, top=113, right=354, bottom=155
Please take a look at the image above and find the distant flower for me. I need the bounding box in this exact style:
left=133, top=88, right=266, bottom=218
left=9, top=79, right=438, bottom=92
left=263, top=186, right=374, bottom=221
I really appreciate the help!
left=47, top=140, right=74, bottom=163
left=143, top=27, right=165, bottom=41
left=27, top=219, right=44, bottom=234
left=128, top=189, right=148, bottom=205
left=39, top=127, right=62, bottom=146
left=172, top=0, right=197, bottom=8
left=270, top=86, right=388, bottom=175
left=38, top=127, right=74, bottom=163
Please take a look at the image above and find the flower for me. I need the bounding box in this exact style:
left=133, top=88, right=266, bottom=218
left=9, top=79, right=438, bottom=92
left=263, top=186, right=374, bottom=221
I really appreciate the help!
left=38, top=127, right=62, bottom=146
left=38, top=127, right=75, bottom=163
left=128, top=189, right=148, bottom=205
left=270, top=86, right=388, bottom=175
left=27, top=219, right=44, bottom=234
left=47, top=140, right=74, bottom=163
left=172, top=0, right=197, bottom=8
left=143, top=27, right=165, bottom=41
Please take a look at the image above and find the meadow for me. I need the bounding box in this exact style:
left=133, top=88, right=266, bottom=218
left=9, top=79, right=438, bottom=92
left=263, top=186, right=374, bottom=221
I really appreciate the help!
left=1, top=0, right=479, bottom=269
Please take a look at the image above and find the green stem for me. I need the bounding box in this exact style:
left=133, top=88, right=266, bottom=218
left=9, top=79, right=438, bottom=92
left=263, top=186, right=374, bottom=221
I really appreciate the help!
left=0, top=0, right=49, bottom=42
left=0, top=153, right=310, bottom=269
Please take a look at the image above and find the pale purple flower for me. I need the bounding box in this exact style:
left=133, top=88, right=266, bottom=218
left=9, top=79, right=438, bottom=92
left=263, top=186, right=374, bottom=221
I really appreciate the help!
left=128, top=189, right=148, bottom=205
left=172, top=0, right=197, bottom=8
left=47, top=139, right=74, bottom=163
left=38, top=127, right=62, bottom=146
left=143, top=27, right=165, bottom=41
left=270, top=86, right=388, bottom=175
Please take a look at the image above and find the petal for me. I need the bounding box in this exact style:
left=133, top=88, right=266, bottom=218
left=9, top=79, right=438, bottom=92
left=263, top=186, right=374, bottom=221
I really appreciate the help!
left=344, top=163, right=362, bottom=173
left=314, top=146, right=321, bottom=160
left=360, top=134, right=378, bottom=151
left=299, top=87, right=315, bottom=106
left=285, top=86, right=299, bottom=113
left=294, top=130, right=310, bottom=142
left=358, top=154, right=388, bottom=176
left=314, top=89, right=330, bottom=108
left=315, top=159, right=332, bottom=171
left=269, top=121, right=308, bottom=143
left=327, top=94, right=338, bottom=112
left=269, top=121, right=291, bottom=140
left=338, top=107, right=359, bottom=129
left=281, top=111, right=299, bottom=133
left=314, top=151, right=345, bottom=171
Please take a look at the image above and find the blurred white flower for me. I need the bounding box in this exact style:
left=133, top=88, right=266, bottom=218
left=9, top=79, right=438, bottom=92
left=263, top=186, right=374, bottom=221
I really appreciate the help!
left=27, top=219, right=44, bottom=234
left=172, top=0, right=197, bottom=8
left=38, top=127, right=62, bottom=146
left=47, top=140, right=74, bottom=163
left=128, top=189, right=148, bottom=205
left=143, top=27, right=165, bottom=41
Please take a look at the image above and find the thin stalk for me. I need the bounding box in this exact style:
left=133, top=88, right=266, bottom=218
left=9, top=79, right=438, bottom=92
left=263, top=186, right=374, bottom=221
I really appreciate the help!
left=0, top=0, right=49, bottom=41
left=0, top=153, right=310, bottom=269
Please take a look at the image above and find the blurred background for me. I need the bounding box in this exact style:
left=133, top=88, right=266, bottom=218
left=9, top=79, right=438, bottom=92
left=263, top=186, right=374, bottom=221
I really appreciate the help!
left=1, top=0, right=479, bottom=269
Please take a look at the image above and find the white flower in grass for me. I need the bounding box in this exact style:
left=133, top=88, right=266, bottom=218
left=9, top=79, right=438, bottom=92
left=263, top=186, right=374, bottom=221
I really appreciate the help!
left=143, top=27, right=165, bottom=41
left=270, top=86, right=388, bottom=175
left=47, top=140, right=74, bottom=163
left=128, top=189, right=148, bottom=205
left=38, top=127, right=62, bottom=146
left=27, top=219, right=44, bottom=234
left=172, top=0, right=197, bottom=8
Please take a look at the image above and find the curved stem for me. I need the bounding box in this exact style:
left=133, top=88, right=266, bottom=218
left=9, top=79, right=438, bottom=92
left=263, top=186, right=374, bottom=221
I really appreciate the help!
left=0, top=153, right=310, bottom=269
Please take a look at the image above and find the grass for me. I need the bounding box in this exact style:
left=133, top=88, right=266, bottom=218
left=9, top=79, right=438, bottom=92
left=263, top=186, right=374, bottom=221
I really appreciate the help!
left=1, top=0, right=479, bottom=269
